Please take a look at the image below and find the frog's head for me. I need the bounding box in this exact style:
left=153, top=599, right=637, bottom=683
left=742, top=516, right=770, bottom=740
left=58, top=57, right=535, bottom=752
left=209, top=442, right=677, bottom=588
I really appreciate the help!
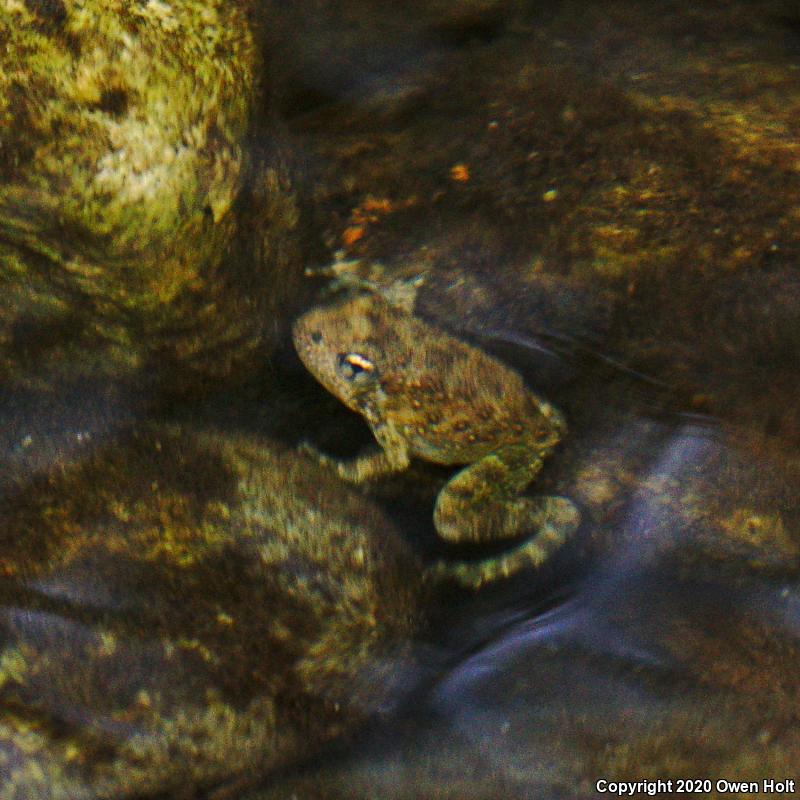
left=292, top=296, right=388, bottom=412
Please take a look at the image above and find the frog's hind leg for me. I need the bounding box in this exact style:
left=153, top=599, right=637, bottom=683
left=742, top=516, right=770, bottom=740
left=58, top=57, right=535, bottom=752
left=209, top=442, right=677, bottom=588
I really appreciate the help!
left=428, top=496, right=580, bottom=590
left=431, top=440, right=578, bottom=589
left=433, top=442, right=554, bottom=543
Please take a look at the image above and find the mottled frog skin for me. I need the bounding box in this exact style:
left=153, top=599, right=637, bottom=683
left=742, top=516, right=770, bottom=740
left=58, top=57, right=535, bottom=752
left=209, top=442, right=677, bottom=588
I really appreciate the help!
left=293, top=292, right=580, bottom=587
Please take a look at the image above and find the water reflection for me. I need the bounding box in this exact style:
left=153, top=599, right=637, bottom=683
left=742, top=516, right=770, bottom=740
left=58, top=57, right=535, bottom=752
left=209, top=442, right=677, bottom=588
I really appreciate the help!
left=240, top=416, right=799, bottom=798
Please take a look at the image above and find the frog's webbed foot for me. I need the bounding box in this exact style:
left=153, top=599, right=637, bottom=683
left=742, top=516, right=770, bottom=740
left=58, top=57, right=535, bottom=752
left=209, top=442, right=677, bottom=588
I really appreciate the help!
left=305, top=258, right=424, bottom=313
left=297, top=440, right=339, bottom=471
left=306, top=262, right=378, bottom=297
left=427, top=496, right=580, bottom=591
left=297, top=440, right=409, bottom=484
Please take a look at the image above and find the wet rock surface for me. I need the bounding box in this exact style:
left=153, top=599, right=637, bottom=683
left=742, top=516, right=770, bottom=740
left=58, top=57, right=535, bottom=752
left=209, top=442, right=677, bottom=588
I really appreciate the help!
left=250, top=0, right=800, bottom=795
left=293, top=0, right=800, bottom=437
left=0, top=0, right=307, bottom=394
left=241, top=420, right=800, bottom=799
left=0, top=424, right=422, bottom=798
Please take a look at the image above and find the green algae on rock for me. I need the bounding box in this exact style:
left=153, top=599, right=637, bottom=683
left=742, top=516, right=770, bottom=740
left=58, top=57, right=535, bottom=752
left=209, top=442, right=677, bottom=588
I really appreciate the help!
left=0, top=0, right=305, bottom=392
left=0, top=426, right=422, bottom=798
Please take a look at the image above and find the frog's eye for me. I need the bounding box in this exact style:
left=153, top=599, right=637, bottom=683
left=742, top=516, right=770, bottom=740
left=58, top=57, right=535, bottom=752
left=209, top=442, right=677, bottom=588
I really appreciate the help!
left=311, top=331, right=323, bottom=344
left=337, top=352, right=376, bottom=382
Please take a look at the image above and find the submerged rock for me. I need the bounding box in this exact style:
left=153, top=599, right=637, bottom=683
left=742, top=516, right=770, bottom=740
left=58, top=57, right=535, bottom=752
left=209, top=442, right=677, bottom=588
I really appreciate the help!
left=237, top=420, right=800, bottom=800
left=0, top=425, right=422, bottom=798
left=292, top=0, right=800, bottom=438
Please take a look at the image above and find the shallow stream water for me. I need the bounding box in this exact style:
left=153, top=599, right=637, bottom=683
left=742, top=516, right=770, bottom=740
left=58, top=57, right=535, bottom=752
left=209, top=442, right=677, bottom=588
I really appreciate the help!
left=2, top=1, right=799, bottom=798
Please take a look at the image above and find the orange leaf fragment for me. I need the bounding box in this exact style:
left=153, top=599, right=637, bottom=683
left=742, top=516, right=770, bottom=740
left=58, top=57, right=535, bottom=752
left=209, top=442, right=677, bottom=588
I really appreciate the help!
left=361, top=196, right=394, bottom=213
left=342, top=226, right=365, bottom=245
left=450, top=163, right=470, bottom=182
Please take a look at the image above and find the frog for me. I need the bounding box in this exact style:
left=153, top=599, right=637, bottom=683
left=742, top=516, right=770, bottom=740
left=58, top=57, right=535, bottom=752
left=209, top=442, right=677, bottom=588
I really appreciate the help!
left=292, top=288, right=580, bottom=589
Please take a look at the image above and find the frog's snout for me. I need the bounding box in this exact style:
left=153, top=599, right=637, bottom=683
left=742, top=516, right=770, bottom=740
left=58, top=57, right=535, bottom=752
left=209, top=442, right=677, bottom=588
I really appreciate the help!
left=291, top=316, right=309, bottom=347
left=292, top=314, right=325, bottom=368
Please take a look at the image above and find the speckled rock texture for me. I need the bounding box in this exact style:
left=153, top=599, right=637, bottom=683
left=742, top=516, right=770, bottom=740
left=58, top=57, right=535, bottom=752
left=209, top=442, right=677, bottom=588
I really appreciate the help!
left=3, top=0, right=800, bottom=797
left=0, top=0, right=306, bottom=393
left=0, top=425, right=422, bottom=799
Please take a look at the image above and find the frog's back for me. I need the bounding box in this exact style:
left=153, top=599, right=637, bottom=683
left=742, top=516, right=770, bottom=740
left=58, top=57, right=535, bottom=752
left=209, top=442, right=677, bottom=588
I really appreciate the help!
left=294, top=292, right=560, bottom=465
left=377, top=306, right=542, bottom=465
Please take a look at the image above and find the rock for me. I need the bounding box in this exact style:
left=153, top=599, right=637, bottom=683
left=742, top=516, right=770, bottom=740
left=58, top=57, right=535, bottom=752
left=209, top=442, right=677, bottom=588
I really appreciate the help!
left=0, top=0, right=306, bottom=394
left=290, top=0, right=800, bottom=437
left=0, top=425, right=422, bottom=798
left=4, top=0, right=800, bottom=796
left=235, top=421, right=800, bottom=800
left=274, top=0, right=517, bottom=114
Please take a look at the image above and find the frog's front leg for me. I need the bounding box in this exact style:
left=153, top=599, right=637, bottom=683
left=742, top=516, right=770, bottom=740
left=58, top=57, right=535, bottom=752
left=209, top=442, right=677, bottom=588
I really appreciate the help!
left=303, top=419, right=411, bottom=484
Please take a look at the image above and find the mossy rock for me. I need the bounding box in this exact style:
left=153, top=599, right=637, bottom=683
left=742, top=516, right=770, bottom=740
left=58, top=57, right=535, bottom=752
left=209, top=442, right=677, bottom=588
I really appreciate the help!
left=0, top=425, right=423, bottom=798
left=0, top=0, right=306, bottom=394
